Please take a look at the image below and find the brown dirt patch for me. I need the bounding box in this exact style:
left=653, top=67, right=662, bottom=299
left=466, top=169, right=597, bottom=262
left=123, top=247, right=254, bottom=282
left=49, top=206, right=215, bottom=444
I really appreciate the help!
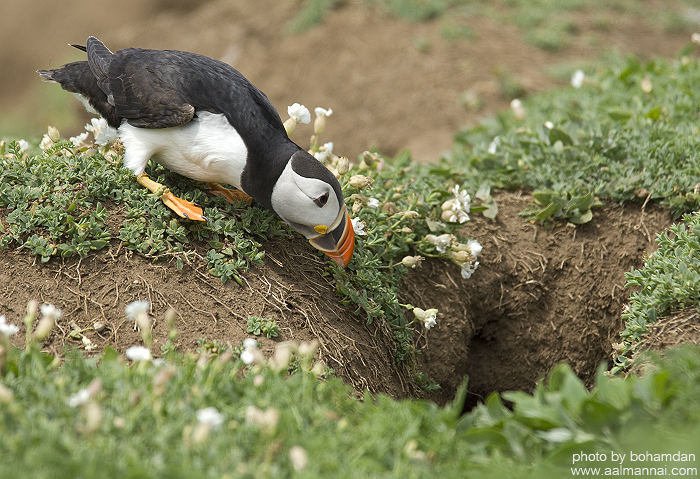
left=401, top=192, right=673, bottom=407
left=1, top=234, right=419, bottom=399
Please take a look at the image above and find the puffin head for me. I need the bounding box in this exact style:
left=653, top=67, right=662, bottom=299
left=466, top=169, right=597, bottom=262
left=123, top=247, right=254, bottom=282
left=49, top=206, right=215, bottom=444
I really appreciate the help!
left=271, top=151, right=355, bottom=267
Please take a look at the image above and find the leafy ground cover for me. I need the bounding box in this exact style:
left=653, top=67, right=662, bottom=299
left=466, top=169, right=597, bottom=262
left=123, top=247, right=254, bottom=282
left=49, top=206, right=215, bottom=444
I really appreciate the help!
left=2, top=318, right=700, bottom=478
left=2, top=48, right=700, bottom=475
left=3, top=1, right=700, bottom=475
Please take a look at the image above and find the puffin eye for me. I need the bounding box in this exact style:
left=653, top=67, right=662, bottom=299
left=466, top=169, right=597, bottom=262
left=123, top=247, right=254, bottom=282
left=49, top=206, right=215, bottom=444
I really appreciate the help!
left=314, top=192, right=329, bottom=207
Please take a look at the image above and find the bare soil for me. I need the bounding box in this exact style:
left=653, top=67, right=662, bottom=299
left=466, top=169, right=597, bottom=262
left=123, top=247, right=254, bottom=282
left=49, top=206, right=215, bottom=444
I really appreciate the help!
left=0, top=0, right=694, bottom=405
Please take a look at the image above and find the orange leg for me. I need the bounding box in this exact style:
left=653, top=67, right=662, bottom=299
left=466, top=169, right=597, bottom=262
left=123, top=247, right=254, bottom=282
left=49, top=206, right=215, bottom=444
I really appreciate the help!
left=204, top=183, right=253, bottom=206
left=136, top=173, right=207, bottom=222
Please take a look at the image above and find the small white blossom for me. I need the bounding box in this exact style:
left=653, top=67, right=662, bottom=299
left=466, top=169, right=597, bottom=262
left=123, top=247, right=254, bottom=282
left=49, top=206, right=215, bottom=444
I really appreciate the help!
left=40, top=303, right=62, bottom=321
left=413, top=307, right=437, bottom=330
left=571, top=69, right=585, bottom=88
left=289, top=446, right=309, bottom=472
left=70, top=131, right=90, bottom=148
left=287, top=103, right=311, bottom=124
left=487, top=136, right=500, bottom=154
left=40, top=135, right=54, bottom=150
left=314, top=142, right=334, bottom=162
left=85, top=118, right=117, bottom=147
left=366, top=197, right=380, bottom=209
left=423, top=311, right=437, bottom=330
left=314, top=107, right=333, bottom=118
left=82, top=336, right=97, bottom=351
left=351, top=217, right=367, bottom=236
left=442, top=185, right=471, bottom=223
left=196, top=407, right=224, bottom=429
left=461, top=261, right=479, bottom=279
left=17, top=140, right=29, bottom=154
left=314, top=107, right=333, bottom=135
left=0, top=315, right=19, bottom=336
left=67, top=388, right=91, bottom=408
left=693, top=33, right=700, bottom=45
left=467, top=239, right=482, bottom=259
left=125, top=345, right=152, bottom=362
left=510, top=99, right=526, bottom=120
left=545, top=121, right=554, bottom=129
left=240, top=338, right=258, bottom=365
left=433, top=234, right=453, bottom=254
left=124, top=300, right=150, bottom=320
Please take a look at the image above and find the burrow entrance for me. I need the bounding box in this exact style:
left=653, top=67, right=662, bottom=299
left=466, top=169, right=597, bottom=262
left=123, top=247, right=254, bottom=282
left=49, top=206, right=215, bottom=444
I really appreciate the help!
left=403, top=191, right=674, bottom=410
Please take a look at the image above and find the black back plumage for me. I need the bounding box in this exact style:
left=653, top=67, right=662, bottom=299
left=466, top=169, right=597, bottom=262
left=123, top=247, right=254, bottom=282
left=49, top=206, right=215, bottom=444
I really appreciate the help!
left=38, top=37, right=307, bottom=212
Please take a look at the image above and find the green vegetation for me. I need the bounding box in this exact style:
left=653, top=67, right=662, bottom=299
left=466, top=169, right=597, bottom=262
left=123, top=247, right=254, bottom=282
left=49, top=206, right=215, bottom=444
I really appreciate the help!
left=2, top=318, right=700, bottom=477
left=289, top=0, right=697, bottom=53
left=247, top=316, right=281, bottom=339
left=451, top=53, right=700, bottom=218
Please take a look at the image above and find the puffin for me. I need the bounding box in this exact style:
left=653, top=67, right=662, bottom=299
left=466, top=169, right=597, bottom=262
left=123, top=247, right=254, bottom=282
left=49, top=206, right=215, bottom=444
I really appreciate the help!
left=38, top=36, right=355, bottom=267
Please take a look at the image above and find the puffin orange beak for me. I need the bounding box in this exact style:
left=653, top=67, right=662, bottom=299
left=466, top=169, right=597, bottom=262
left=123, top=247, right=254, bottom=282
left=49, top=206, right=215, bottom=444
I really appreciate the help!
left=308, top=205, right=355, bottom=268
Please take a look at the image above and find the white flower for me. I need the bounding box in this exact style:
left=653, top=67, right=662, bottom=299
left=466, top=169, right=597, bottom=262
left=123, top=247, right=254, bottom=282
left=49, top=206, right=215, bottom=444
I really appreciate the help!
left=487, top=136, right=500, bottom=154
left=124, top=300, right=150, bottom=320
left=314, top=142, right=334, bottom=162
left=70, top=131, right=90, bottom=148
left=125, top=345, right=152, bottom=362
left=510, top=99, right=526, bottom=120
left=366, top=198, right=380, bottom=209
left=287, top=103, right=311, bottom=124
left=545, top=121, right=554, bottom=129
left=693, top=33, right=700, bottom=45
left=289, top=445, right=309, bottom=472
left=351, top=217, right=367, bottom=236
left=67, top=388, right=91, bottom=407
left=85, top=118, right=117, bottom=146
left=571, top=69, right=585, bottom=88
left=467, top=239, right=482, bottom=259
left=423, top=310, right=437, bottom=330
left=461, top=261, right=479, bottom=279
left=240, top=338, right=258, bottom=365
left=442, top=185, right=471, bottom=223
left=413, top=307, right=437, bottom=329
left=314, top=107, right=333, bottom=118
left=39, top=135, right=54, bottom=150
left=40, top=304, right=62, bottom=321
left=0, top=315, right=19, bottom=336
left=433, top=234, right=453, bottom=254
left=196, top=407, right=224, bottom=429
left=18, top=140, right=29, bottom=153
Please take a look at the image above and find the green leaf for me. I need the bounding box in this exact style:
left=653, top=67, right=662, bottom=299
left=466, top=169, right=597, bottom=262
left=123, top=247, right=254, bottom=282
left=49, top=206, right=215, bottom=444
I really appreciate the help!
left=607, top=108, right=633, bottom=122
left=645, top=106, right=662, bottom=119
left=548, top=127, right=573, bottom=146
left=536, top=202, right=560, bottom=220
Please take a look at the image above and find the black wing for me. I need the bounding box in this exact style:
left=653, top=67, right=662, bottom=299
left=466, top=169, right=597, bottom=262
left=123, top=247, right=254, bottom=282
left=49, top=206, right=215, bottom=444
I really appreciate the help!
left=40, top=37, right=287, bottom=136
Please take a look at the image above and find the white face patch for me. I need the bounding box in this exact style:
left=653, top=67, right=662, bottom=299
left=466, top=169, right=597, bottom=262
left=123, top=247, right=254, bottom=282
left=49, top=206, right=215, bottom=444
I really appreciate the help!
left=270, top=160, right=342, bottom=239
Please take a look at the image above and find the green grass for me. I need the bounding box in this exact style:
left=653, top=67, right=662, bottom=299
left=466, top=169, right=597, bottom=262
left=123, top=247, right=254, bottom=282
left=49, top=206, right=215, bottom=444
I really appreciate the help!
left=450, top=52, right=700, bottom=219
left=2, top=325, right=700, bottom=478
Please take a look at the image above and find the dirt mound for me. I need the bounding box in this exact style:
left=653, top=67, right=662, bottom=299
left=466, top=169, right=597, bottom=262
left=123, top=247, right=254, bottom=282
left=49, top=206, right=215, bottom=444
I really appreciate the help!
left=1, top=191, right=672, bottom=405
left=401, top=192, right=673, bottom=407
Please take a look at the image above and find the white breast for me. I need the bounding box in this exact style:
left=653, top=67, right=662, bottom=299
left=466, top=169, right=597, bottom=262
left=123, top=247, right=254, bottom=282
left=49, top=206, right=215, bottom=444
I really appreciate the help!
left=118, top=111, right=248, bottom=188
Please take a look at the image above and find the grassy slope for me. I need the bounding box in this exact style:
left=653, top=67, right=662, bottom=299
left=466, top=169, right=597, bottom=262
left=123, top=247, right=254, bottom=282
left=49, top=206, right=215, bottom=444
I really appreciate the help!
left=3, top=41, right=700, bottom=479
